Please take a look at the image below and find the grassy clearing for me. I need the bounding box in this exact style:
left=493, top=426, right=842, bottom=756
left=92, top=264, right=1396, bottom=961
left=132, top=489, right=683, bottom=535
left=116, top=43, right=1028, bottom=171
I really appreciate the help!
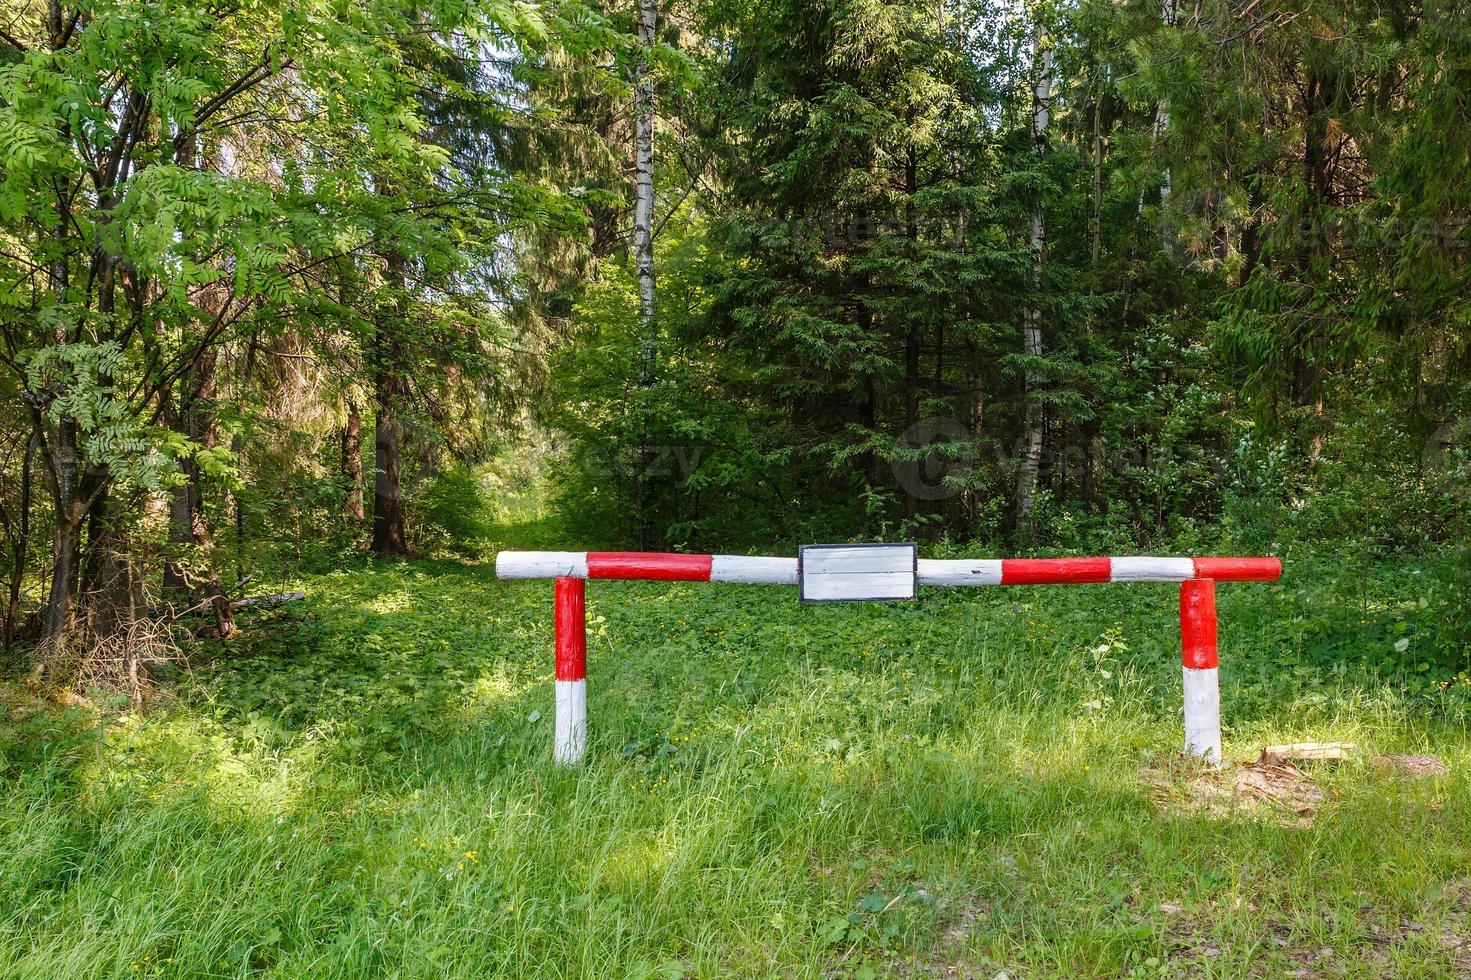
left=1, top=551, right=1468, bottom=978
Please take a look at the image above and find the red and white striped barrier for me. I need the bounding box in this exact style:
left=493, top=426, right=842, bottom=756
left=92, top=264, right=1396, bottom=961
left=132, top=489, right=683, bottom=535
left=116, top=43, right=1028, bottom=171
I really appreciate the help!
left=554, top=577, right=588, bottom=765
left=496, top=550, right=1282, bottom=765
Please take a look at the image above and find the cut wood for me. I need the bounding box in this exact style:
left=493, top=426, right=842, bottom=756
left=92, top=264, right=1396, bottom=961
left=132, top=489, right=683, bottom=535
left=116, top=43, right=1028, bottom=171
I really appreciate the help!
left=1258, top=742, right=1357, bottom=764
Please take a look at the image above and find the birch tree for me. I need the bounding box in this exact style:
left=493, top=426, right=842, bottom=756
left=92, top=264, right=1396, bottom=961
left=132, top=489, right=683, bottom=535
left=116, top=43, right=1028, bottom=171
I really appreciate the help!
left=1016, top=22, right=1054, bottom=535
left=632, top=0, right=659, bottom=545
left=1153, top=0, right=1176, bottom=252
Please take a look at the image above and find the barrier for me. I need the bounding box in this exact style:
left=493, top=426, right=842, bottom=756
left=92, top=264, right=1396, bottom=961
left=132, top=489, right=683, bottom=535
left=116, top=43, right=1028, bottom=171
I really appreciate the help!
left=496, top=550, right=1282, bottom=766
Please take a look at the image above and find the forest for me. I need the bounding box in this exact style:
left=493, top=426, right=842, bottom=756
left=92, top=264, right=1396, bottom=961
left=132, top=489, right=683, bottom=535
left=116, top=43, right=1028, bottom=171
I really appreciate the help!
left=1, top=0, right=1469, bottom=976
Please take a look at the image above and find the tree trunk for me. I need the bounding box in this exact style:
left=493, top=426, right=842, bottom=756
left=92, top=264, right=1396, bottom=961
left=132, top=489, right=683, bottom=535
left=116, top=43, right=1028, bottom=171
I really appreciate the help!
left=38, top=169, right=87, bottom=651
left=632, top=0, right=658, bottom=547
left=904, top=144, right=920, bottom=519
left=341, top=395, right=364, bottom=522
left=81, top=491, right=141, bottom=645
left=372, top=250, right=411, bottom=556
left=858, top=299, right=879, bottom=492
left=1017, top=29, right=1053, bottom=537
left=1291, top=68, right=1332, bottom=447
left=1090, top=71, right=1104, bottom=269
left=191, top=503, right=236, bottom=638
left=1133, top=0, right=1177, bottom=253
left=1155, top=0, right=1177, bottom=253
left=163, top=483, right=192, bottom=597
left=634, top=0, right=657, bottom=364
left=234, top=325, right=262, bottom=581
left=4, top=434, right=35, bottom=654
left=163, top=347, right=236, bottom=637
left=44, top=513, right=82, bottom=646
left=79, top=489, right=152, bottom=704
left=963, top=337, right=985, bottom=523
left=372, top=367, right=410, bottom=556
left=38, top=411, right=103, bottom=657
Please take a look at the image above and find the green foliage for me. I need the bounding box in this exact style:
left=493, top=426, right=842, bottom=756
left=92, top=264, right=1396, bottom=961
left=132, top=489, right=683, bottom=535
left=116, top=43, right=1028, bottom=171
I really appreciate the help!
left=412, top=466, right=502, bottom=557
left=533, top=0, right=1471, bottom=554
left=0, top=0, right=602, bottom=658
left=4, top=0, right=1466, bottom=652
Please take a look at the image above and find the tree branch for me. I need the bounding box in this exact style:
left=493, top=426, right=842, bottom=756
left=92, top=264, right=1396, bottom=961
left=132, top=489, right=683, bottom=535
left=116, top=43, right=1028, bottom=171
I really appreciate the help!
left=58, top=9, right=82, bottom=47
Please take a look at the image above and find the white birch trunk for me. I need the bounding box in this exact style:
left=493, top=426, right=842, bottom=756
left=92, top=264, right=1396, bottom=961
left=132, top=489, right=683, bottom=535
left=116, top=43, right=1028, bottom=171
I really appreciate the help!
left=632, top=0, right=658, bottom=543
left=634, top=0, right=657, bottom=384
left=1016, top=30, right=1053, bottom=534
left=1146, top=0, right=1177, bottom=252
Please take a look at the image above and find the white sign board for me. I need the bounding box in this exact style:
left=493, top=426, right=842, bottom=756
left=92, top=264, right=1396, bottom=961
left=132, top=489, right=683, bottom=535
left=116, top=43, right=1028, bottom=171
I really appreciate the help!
left=798, top=543, right=918, bottom=602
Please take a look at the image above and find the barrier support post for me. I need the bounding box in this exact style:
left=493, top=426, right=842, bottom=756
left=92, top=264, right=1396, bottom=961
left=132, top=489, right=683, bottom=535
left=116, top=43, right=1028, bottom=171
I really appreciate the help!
left=554, top=576, right=587, bottom=765
left=1180, top=578, right=1222, bottom=764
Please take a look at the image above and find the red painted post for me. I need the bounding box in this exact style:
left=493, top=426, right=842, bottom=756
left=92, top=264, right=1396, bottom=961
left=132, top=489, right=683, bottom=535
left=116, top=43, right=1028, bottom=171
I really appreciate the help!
left=554, top=576, right=587, bottom=764
left=1180, top=578, right=1221, bottom=762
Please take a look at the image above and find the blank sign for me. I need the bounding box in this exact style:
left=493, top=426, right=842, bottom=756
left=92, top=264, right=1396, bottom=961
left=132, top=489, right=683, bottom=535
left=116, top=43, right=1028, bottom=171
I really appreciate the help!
left=799, top=543, right=918, bottom=602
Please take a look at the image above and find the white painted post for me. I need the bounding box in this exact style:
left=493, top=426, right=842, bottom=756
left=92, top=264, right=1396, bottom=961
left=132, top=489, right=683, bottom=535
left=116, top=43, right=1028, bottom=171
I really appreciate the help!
left=554, top=577, right=587, bottom=765
left=1180, top=579, right=1222, bottom=764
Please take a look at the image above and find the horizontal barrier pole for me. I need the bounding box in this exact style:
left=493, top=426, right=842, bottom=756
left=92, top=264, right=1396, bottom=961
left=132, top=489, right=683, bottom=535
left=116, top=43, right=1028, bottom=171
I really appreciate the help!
left=496, top=551, right=1281, bottom=586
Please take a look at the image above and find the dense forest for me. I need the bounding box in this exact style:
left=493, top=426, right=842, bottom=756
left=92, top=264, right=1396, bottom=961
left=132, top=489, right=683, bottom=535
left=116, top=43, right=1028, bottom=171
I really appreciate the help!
left=1, top=0, right=1468, bottom=692
left=4, top=3, right=1471, bottom=975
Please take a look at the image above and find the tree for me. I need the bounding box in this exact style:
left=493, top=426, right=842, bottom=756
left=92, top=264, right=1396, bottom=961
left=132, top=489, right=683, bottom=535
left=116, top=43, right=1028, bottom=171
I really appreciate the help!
left=0, top=0, right=558, bottom=671
left=1016, top=19, right=1055, bottom=535
left=632, top=0, right=659, bottom=545
left=371, top=238, right=412, bottom=557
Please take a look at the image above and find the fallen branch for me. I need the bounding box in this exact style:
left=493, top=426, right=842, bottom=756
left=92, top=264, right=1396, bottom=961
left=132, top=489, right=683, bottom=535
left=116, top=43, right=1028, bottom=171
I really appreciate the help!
left=230, top=591, right=305, bottom=611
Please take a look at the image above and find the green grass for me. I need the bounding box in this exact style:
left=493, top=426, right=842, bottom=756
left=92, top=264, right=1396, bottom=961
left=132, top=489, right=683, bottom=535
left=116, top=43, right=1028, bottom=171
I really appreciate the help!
left=1, top=549, right=1468, bottom=978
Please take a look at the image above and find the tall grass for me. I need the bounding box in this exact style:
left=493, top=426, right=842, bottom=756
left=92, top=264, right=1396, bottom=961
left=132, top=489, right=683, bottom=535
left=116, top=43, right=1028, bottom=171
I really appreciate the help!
left=1, top=555, right=1467, bottom=977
